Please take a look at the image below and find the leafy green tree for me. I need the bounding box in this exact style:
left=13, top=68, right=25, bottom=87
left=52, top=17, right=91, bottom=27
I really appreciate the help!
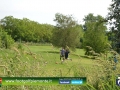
left=83, top=14, right=108, bottom=53
left=107, top=0, right=120, bottom=52
left=52, top=13, right=81, bottom=50
left=75, top=25, right=84, bottom=48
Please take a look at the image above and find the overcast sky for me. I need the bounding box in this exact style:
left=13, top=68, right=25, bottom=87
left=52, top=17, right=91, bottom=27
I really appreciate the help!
left=0, top=0, right=112, bottom=25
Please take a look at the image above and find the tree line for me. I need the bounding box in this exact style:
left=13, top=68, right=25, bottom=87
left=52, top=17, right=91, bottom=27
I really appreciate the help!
left=0, top=0, right=120, bottom=54
left=0, top=16, right=54, bottom=43
left=0, top=13, right=108, bottom=53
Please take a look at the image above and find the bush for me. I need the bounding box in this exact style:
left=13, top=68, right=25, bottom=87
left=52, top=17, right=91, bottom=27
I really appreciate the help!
left=0, top=28, right=14, bottom=49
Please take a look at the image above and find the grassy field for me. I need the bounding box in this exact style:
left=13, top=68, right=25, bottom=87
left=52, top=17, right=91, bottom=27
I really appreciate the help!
left=0, top=44, right=120, bottom=90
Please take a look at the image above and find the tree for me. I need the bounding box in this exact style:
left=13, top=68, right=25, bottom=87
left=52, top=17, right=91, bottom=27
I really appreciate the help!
left=51, top=13, right=81, bottom=50
left=83, top=13, right=108, bottom=53
left=107, top=0, right=120, bottom=53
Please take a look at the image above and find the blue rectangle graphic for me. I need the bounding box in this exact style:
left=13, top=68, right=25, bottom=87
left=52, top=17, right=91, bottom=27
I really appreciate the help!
left=71, top=80, right=83, bottom=84
left=59, top=80, right=71, bottom=84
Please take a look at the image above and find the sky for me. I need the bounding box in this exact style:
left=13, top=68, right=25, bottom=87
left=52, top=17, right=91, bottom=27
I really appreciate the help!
left=0, top=0, right=112, bottom=25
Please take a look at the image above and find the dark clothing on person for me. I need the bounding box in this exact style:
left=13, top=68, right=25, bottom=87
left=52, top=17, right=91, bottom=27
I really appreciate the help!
left=65, top=50, right=69, bottom=59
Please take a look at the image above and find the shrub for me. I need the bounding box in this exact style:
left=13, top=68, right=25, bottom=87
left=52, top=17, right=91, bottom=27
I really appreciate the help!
left=0, top=28, right=14, bottom=49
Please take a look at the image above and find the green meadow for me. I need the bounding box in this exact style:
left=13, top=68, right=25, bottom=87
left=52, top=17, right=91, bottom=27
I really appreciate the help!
left=0, top=44, right=120, bottom=90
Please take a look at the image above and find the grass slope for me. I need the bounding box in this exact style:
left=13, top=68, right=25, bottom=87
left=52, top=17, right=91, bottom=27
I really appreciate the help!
left=0, top=44, right=120, bottom=90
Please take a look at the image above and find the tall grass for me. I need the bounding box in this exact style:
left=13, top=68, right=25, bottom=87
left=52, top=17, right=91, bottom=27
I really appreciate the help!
left=0, top=44, right=120, bottom=90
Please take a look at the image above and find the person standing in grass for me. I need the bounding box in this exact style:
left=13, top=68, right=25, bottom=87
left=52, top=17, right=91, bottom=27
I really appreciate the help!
left=65, top=49, right=72, bottom=60
left=60, top=47, right=65, bottom=61
left=65, top=49, right=69, bottom=59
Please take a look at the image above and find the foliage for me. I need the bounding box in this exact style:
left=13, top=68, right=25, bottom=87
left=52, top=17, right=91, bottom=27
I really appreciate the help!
left=107, top=0, right=120, bottom=52
left=83, top=13, right=109, bottom=53
left=0, top=27, right=14, bottom=49
left=0, top=16, right=54, bottom=43
left=77, top=25, right=84, bottom=48
left=52, top=13, right=81, bottom=50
